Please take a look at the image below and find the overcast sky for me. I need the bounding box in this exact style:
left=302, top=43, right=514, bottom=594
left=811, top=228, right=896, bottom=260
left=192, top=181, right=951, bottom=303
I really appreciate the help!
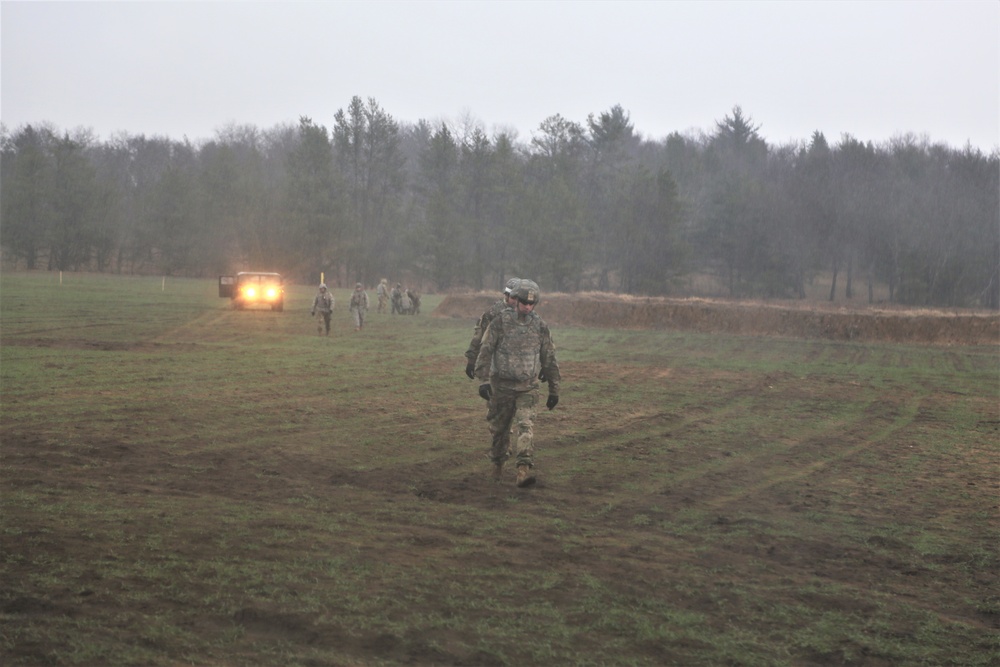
left=2, top=1, right=997, bottom=150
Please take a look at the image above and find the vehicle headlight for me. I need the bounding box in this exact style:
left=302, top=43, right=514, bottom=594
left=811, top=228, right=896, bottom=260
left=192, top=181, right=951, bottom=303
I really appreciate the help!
left=265, top=287, right=278, bottom=300
left=244, top=287, right=257, bottom=299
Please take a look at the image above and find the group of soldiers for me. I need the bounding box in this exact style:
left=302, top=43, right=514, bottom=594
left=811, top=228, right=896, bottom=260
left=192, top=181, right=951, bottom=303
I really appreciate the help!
left=376, top=279, right=421, bottom=315
left=310, top=282, right=371, bottom=333
left=311, top=279, right=422, bottom=335
left=464, top=277, right=561, bottom=488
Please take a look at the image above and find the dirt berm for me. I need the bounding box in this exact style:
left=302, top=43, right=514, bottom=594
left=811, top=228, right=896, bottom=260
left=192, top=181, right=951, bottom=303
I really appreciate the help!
left=435, top=292, right=1000, bottom=346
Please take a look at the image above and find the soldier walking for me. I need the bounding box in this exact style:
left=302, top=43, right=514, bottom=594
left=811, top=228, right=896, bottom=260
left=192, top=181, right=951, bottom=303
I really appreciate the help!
left=390, top=283, right=404, bottom=315
left=475, top=279, right=560, bottom=487
left=310, top=284, right=335, bottom=336
left=349, top=282, right=370, bottom=331
left=376, top=279, right=389, bottom=313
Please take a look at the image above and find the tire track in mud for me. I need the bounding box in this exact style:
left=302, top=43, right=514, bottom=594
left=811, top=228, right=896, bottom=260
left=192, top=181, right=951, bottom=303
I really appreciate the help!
left=545, top=370, right=922, bottom=518
left=694, top=392, right=923, bottom=513
left=509, top=388, right=790, bottom=524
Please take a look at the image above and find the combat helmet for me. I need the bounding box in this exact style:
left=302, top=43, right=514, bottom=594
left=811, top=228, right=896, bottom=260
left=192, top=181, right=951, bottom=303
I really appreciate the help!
left=503, top=277, right=520, bottom=296
left=319, top=283, right=327, bottom=291
left=515, top=279, right=540, bottom=305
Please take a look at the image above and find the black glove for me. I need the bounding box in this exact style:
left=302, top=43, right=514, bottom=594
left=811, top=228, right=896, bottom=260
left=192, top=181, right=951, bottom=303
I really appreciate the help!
left=546, top=394, right=559, bottom=410
left=465, top=360, right=476, bottom=380
left=539, top=371, right=547, bottom=383
left=479, top=383, right=492, bottom=401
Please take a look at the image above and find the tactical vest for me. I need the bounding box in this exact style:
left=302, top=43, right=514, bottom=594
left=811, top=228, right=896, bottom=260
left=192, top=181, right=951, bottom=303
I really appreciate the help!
left=491, top=310, right=543, bottom=382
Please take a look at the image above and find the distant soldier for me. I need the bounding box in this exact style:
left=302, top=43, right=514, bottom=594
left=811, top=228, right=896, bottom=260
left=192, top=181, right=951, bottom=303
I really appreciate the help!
left=310, top=284, right=335, bottom=336
left=349, top=282, right=370, bottom=331
left=475, top=279, right=560, bottom=487
left=464, top=278, right=519, bottom=379
left=376, top=279, right=389, bottom=314
left=406, top=288, right=421, bottom=315
left=390, top=283, right=404, bottom=315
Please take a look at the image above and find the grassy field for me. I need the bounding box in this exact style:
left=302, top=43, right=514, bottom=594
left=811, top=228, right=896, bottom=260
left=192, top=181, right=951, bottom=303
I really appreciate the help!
left=1, top=271, right=998, bottom=667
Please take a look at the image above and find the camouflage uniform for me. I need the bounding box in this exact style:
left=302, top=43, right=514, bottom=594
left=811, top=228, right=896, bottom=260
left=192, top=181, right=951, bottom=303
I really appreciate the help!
left=474, top=306, right=560, bottom=472
left=406, top=289, right=421, bottom=315
left=311, top=287, right=335, bottom=335
left=464, top=278, right=520, bottom=379
left=376, top=280, right=389, bottom=313
left=465, top=298, right=509, bottom=369
left=349, top=284, right=369, bottom=330
left=390, top=284, right=404, bottom=314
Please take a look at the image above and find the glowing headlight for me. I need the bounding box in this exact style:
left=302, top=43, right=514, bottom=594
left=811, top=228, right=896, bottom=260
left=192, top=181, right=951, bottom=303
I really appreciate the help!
left=265, top=287, right=278, bottom=299
left=244, top=287, right=257, bottom=299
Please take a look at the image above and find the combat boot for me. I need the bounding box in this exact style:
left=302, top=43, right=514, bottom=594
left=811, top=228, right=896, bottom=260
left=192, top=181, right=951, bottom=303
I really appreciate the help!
left=515, top=465, right=536, bottom=487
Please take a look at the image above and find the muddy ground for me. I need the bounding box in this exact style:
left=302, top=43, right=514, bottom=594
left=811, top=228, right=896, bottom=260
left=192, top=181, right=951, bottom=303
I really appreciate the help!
left=2, top=291, right=997, bottom=666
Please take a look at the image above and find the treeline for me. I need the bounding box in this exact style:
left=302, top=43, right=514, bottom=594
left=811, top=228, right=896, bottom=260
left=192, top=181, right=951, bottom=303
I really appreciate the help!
left=2, top=98, right=997, bottom=308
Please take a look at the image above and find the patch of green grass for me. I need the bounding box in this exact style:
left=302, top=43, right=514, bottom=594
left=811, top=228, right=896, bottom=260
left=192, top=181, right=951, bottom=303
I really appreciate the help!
left=2, top=271, right=998, bottom=666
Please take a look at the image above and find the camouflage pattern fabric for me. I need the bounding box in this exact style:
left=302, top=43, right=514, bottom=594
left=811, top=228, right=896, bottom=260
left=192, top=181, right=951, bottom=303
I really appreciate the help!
left=407, top=290, right=421, bottom=315
left=376, top=282, right=389, bottom=313
left=350, top=290, right=369, bottom=329
left=464, top=299, right=509, bottom=363
left=474, top=308, right=561, bottom=469
left=350, top=290, right=369, bottom=311
left=312, top=292, right=334, bottom=314
left=474, top=309, right=560, bottom=396
left=316, top=311, right=332, bottom=334
left=486, top=386, right=537, bottom=466
left=312, top=291, right=334, bottom=334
